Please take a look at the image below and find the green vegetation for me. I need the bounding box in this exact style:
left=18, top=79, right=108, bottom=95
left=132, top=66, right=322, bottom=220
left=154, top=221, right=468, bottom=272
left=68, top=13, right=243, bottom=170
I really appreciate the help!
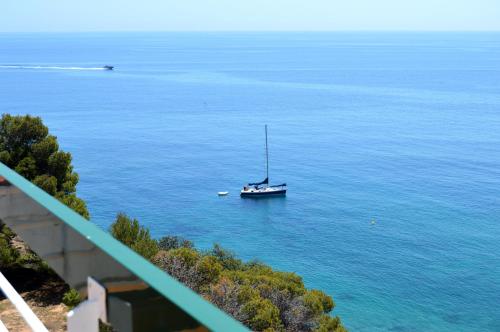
left=0, top=224, right=19, bottom=267
left=111, top=213, right=347, bottom=332
left=158, top=235, right=194, bottom=251
left=62, top=289, right=82, bottom=309
left=110, top=213, right=159, bottom=260
left=0, top=114, right=89, bottom=274
left=0, top=114, right=89, bottom=218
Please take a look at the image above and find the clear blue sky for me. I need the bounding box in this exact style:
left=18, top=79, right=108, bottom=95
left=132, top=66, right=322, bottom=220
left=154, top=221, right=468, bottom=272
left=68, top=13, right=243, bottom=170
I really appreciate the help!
left=1, top=0, right=499, bottom=32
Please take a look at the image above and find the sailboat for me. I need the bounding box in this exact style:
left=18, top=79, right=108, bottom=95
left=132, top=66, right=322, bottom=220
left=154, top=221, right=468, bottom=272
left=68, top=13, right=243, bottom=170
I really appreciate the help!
left=240, top=125, right=287, bottom=197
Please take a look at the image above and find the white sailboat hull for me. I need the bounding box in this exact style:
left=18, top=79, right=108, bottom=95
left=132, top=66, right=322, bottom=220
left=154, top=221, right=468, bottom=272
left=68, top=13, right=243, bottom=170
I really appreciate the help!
left=240, top=186, right=286, bottom=197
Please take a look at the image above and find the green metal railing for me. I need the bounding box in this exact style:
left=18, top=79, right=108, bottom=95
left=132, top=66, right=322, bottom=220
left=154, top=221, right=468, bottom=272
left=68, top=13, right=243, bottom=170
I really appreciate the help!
left=0, top=162, right=249, bottom=332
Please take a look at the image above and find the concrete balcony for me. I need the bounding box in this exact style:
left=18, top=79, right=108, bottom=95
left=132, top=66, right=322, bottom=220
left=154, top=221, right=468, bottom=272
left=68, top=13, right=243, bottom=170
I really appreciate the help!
left=0, top=162, right=248, bottom=332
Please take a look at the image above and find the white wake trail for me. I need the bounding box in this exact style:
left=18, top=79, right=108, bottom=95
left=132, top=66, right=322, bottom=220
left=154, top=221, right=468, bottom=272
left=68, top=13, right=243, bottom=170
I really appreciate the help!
left=0, top=65, right=107, bottom=71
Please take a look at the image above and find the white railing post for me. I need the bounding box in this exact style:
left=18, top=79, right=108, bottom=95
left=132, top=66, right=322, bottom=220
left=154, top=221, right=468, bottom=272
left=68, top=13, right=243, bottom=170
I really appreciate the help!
left=67, top=277, right=107, bottom=332
left=0, top=271, right=49, bottom=332
left=0, top=319, right=9, bottom=332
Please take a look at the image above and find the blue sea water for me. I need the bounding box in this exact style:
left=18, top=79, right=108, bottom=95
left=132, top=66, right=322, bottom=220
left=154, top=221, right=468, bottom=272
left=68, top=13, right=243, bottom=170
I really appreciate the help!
left=1, top=32, right=500, bottom=331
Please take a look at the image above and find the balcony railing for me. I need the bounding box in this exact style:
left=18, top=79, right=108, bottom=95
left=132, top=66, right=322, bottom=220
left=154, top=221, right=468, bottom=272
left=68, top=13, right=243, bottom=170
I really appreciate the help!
left=0, top=162, right=249, bottom=332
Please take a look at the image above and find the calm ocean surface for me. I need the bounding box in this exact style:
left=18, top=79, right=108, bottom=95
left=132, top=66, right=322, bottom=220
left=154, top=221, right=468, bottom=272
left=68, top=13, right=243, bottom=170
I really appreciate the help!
left=1, top=32, right=500, bottom=331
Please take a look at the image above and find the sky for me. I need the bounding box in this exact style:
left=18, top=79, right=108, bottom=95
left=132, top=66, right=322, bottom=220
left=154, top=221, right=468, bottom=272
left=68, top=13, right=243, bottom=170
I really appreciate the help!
left=1, top=0, right=500, bottom=32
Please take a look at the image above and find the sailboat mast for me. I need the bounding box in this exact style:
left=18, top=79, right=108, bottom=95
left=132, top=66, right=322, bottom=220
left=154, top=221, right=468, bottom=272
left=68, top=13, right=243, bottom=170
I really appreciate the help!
left=265, top=125, right=269, bottom=185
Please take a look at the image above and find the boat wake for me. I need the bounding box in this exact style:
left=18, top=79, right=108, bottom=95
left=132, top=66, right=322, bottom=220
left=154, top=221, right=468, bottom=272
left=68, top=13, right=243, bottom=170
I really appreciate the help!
left=0, top=65, right=109, bottom=71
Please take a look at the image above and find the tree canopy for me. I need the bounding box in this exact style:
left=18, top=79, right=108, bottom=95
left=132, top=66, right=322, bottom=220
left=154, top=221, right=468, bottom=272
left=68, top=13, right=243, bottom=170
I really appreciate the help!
left=111, top=213, right=347, bottom=332
left=110, top=213, right=158, bottom=260
left=0, top=114, right=89, bottom=218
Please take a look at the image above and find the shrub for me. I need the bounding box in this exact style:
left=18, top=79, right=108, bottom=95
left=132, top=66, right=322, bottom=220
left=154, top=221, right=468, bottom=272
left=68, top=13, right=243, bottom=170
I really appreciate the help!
left=315, top=316, right=347, bottom=332
left=153, top=247, right=223, bottom=292
left=149, top=229, right=347, bottom=331
left=0, top=223, right=19, bottom=267
left=304, top=290, right=329, bottom=316
left=158, top=235, right=193, bottom=251
left=153, top=236, right=346, bottom=331
left=210, top=244, right=243, bottom=270
left=207, top=277, right=246, bottom=321
left=110, top=213, right=158, bottom=260
left=242, top=298, right=282, bottom=331
left=0, top=237, right=19, bottom=267
left=62, top=289, right=81, bottom=309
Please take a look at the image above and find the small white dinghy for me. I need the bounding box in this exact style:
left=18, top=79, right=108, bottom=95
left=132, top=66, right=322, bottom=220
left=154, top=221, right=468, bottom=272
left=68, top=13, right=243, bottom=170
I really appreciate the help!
left=218, top=191, right=229, bottom=196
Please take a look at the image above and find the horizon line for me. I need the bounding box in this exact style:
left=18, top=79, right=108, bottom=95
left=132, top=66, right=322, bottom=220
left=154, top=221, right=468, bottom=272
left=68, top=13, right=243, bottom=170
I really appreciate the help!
left=1, top=29, right=500, bottom=34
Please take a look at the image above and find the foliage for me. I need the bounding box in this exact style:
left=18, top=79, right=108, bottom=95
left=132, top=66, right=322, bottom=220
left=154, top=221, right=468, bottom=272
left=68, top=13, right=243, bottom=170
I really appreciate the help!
left=242, top=297, right=282, bottom=331
left=33, top=174, right=57, bottom=195
left=0, top=236, right=19, bottom=267
left=57, top=193, right=90, bottom=220
left=158, top=235, right=193, bottom=251
left=0, top=222, right=57, bottom=274
left=0, top=223, right=19, bottom=267
left=315, top=316, right=347, bottom=332
left=0, top=113, right=88, bottom=276
left=153, top=247, right=222, bottom=292
left=99, top=320, right=115, bottom=332
left=0, top=114, right=89, bottom=218
left=137, top=219, right=346, bottom=331
left=110, top=213, right=159, bottom=260
left=209, top=244, right=243, bottom=270
left=62, top=289, right=81, bottom=309
left=152, top=244, right=340, bottom=331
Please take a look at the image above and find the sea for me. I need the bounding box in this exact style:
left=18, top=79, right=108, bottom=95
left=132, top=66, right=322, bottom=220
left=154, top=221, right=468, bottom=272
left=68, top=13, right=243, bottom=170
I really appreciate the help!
left=0, top=32, right=499, bottom=331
